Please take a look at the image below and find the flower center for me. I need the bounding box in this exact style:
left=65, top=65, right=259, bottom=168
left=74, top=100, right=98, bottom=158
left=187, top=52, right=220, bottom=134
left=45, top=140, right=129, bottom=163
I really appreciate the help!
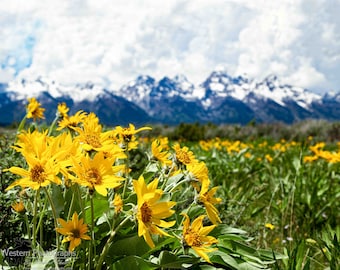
left=122, top=130, right=133, bottom=142
left=85, top=134, right=102, bottom=148
left=30, top=164, right=46, bottom=183
left=185, top=229, right=202, bottom=247
left=71, top=229, right=80, bottom=238
left=176, top=150, right=191, bottom=164
left=141, top=202, right=152, bottom=224
left=85, top=168, right=102, bottom=185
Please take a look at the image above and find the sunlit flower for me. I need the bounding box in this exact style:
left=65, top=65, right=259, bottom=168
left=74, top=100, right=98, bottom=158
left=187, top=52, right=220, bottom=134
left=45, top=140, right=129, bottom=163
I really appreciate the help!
left=57, top=102, right=69, bottom=118
left=11, top=200, right=25, bottom=214
left=12, top=129, right=49, bottom=156
left=186, top=161, right=210, bottom=192
left=26, top=97, right=45, bottom=120
left=244, top=152, right=252, bottom=158
left=265, top=223, right=275, bottom=230
left=182, top=214, right=218, bottom=263
left=113, top=193, right=123, bottom=214
left=133, top=176, right=176, bottom=248
left=151, top=139, right=172, bottom=166
left=56, top=212, right=91, bottom=251
left=113, top=124, right=152, bottom=150
left=69, top=151, right=124, bottom=196
left=57, top=110, right=87, bottom=131
left=265, top=154, right=273, bottom=162
left=303, top=155, right=318, bottom=163
left=5, top=159, right=61, bottom=190
left=173, top=143, right=197, bottom=166
left=199, top=186, right=222, bottom=225
left=74, top=113, right=124, bottom=155
left=5, top=135, right=62, bottom=191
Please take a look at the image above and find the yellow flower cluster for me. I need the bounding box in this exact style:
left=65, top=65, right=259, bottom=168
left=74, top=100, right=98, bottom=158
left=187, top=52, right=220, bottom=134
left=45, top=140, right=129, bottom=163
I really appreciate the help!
left=6, top=98, right=221, bottom=264
left=199, top=137, right=302, bottom=163
left=304, top=142, right=340, bottom=163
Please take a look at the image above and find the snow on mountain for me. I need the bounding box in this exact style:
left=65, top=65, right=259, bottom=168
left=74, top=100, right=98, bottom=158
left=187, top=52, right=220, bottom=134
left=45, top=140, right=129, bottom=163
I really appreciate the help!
left=200, top=71, right=322, bottom=111
left=6, top=77, right=105, bottom=102
left=253, top=75, right=321, bottom=110
left=1, top=70, right=339, bottom=126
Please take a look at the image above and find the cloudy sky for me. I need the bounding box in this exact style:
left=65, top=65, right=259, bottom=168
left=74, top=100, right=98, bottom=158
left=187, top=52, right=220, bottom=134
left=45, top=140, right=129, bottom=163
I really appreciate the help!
left=0, top=0, right=339, bottom=94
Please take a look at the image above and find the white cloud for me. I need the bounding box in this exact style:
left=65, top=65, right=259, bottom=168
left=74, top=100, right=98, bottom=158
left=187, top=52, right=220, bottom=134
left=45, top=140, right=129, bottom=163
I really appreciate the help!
left=0, top=67, right=15, bottom=83
left=0, top=0, right=339, bottom=94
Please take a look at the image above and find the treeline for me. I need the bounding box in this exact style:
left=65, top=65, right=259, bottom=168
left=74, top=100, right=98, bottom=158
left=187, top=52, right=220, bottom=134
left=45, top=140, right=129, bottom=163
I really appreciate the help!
left=147, top=119, right=340, bottom=142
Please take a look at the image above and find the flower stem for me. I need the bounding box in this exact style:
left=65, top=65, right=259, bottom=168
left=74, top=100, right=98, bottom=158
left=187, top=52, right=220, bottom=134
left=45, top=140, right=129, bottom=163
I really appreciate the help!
left=122, top=148, right=130, bottom=199
left=16, top=115, right=27, bottom=134
left=32, top=188, right=40, bottom=250
left=88, top=194, right=95, bottom=270
left=95, top=216, right=131, bottom=270
left=48, top=115, right=59, bottom=136
left=43, top=187, right=60, bottom=249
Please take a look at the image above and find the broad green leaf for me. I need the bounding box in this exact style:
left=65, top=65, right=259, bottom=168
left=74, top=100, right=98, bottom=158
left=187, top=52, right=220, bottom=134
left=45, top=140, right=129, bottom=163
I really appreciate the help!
left=111, top=255, right=158, bottom=270
left=158, top=251, right=199, bottom=269
left=210, top=250, right=240, bottom=269
left=85, top=193, right=110, bottom=222
left=51, top=184, right=65, bottom=217
left=109, top=235, right=150, bottom=256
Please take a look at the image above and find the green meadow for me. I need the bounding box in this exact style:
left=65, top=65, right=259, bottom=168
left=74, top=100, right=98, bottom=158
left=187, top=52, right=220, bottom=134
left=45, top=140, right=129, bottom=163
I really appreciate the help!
left=0, top=112, right=339, bottom=269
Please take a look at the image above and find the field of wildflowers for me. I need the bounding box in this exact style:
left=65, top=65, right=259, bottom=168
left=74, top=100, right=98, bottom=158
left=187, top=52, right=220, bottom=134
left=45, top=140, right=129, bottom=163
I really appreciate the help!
left=0, top=98, right=339, bottom=269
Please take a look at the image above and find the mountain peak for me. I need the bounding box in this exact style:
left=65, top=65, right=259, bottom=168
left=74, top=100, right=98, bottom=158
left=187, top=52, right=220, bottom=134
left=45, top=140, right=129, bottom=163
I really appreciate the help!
left=1, top=71, right=339, bottom=126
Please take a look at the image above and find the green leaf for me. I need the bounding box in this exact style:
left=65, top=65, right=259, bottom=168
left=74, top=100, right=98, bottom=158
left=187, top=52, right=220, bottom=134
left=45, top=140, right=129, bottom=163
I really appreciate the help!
left=257, top=249, right=288, bottom=261
left=51, top=184, right=65, bottom=217
left=210, top=250, right=240, bottom=269
left=158, top=251, right=199, bottom=269
left=109, top=235, right=150, bottom=256
left=111, top=255, right=158, bottom=270
left=85, top=193, right=110, bottom=222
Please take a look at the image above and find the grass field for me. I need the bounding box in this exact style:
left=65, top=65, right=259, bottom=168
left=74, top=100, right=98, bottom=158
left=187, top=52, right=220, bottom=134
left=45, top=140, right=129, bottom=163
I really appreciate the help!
left=0, top=108, right=339, bottom=269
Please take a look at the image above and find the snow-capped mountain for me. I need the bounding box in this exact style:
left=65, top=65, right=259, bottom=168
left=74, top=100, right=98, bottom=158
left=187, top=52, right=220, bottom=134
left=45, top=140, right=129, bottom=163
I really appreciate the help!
left=0, top=71, right=339, bottom=126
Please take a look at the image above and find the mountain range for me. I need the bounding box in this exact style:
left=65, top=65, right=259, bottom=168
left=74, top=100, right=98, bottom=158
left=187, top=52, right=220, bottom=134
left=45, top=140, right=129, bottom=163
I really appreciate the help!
left=1, top=71, right=340, bottom=126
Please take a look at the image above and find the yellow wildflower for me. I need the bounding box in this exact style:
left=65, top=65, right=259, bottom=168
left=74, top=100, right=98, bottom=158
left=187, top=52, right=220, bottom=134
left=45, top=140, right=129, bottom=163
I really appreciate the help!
left=57, top=102, right=69, bottom=118
left=199, top=186, right=222, bottom=225
left=74, top=113, right=124, bottom=156
left=113, top=124, right=152, bottom=150
left=182, top=214, right=218, bottom=263
left=173, top=143, right=197, bottom=166
left=56, top=212, right=91, bottom=252
left=186, top=161, right=210, bottom=192
left=69, top=152, right=124, bottom=196
left=265, top=223, right=275, bottom=230
left=133, top=176, right=176, bottom=248
left=265, top=154, right=273, bottom=163
left=57, top=110, right=87, bottom=131
left=113, top=194, right=123, bottom=214
left=151, top=139, right=172, bottom=166
left=11, top=200, right=25, bottom=214
left=26, top=97, right=45, bottom=120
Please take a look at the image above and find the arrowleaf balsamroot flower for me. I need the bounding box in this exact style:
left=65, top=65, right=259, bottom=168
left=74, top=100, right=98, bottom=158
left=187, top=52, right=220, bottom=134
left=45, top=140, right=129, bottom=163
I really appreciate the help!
left=57, top=102, right=69, bottom=118
left=113, top=193, right=123, bottom=214
left=56, top=212, right=91, bottom=252
left=57, top=110, right=87, bottom=131
left=198, top=186, right=222, bottom=225
left=113, top=124, right=152, bottom=150
left=133, top=176, right=176, bottom=248
left=186, top=161, right=210, bottom=193
left=11, top=200, right=25, bottom=214
left=182, top=214, right=218, bottom=263
left=151, top=139, right=172, bottom=166
left=26, top=97, right=45, bottom=120
left=69, top=151, right=125, bottom=196
left=173, top=143, right=197, bottom=166
left=5, top=156, right=62, bottom=190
